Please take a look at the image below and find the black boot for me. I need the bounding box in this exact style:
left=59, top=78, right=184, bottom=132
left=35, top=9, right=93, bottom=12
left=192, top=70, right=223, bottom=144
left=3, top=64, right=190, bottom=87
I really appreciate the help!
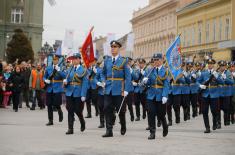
left=65, top=129, right=74, bottom=135
left=148, top=129, right=155, bottom=140
left=79, top=117, right=86, bottom=132
left=98, top=116, right=105, bottom=128
left=162, top=118, right=168, bottom=137
left=102, top=130, right=113, bottom=137
left=168, top=120, right=172, bottom=126
left=58, top=109, right=63, bottom=122
left=30, top=106, right=35, bottom=110
left=135, top=117, right=140, bottom=121
left=121, top=127, right=126, bottom=135
left=204, top=128, right=211, bottom=133
left=46, top=120, right=53, bottom=126
left=231, top=114, right=235, bottom=124
left=157, top=120, right=161, bottom=127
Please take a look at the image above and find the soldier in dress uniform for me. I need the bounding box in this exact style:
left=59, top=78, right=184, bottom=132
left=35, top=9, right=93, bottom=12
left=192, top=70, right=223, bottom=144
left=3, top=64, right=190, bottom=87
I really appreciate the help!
left=94, top=61, right=106, bottom=128
left=142, top=53, right=169, bottom=140
left=188, top=62, right=200, bottom=117
left=198, top=62, right=206, bottom=114
left=132, top=58, right=147, bottom=121
left=217, top=60, right=234, bottom=127
left=100, top=40, right=132, bottom=137
left=43, top=54, right=66, bottom=126
left=63, top=53, right=88, bottom=134
left=125, top=57, right=135, bottom=122
left=197, top=58, right=223, bottom=133
left=228, top=61, right=235, bottom=124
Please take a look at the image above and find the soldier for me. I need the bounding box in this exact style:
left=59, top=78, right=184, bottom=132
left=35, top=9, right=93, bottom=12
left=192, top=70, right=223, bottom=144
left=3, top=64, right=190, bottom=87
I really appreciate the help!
left=63, top=53, right=88, bottom=134
left=43, top=54, right=66, bottom=126
left=198, top=62, right=206, bottom=114
left=197, top=58, right=223, bottom=133
left=142, top=53, right=169, bottom=140
left=181, top=62, right=191, bottom=121
left=100, top=40, right=131, bottom=137
left=217, top=60, right=234, bottom=127
left=126, top=57, right=135, bottom=122
left=229, top=61, right=235, bottom=124
left=132, top=58, right=147, bottom=121
left=94, top=61, right=106, bottom=128
left=85, top=58, right=99, bottom=118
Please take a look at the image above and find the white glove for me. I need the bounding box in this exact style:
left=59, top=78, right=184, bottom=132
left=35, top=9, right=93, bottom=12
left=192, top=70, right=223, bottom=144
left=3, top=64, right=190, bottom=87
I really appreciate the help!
left=63, top=79, right=67, bottom=84
left=132, top=81, right=138, bottom=86
left=142, top=77, right=148, bottom=84
left=183, top=71, right=188, bottom=77
left=162, top=97, right=168, bottom=104
left=141, top=69, right=145, bottom=75
left=124, top=91, right=128, bottom=97
left=192, top=74, right=196, bottom=79
left=45, top=79, right=50, bottom=84
left=93, top=67, right=97, bottom=73
left=130, top=68, right=133, bottom=74
left=212, top=71, right=219, bottom=79
left=233, top=72, right=235, bottom=78
left=55, top=65, right=60, bottom=72
left=199, top=84, right=206, bottom=89
left=97, top=82, right=103, bottom=87
left=197, top=71, right=201, bottom=77
left=81, top=97, right=86, bottom=102
left=222, top=73, right=226, bottom=79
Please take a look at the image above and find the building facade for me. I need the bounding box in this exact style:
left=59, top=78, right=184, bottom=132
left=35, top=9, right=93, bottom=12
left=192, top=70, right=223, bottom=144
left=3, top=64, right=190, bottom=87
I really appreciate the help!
left=177, top=0, right=235, bottom=61
left=131, top=0, right=197, bottom=60
left=0, top=0, right=44, bottom=59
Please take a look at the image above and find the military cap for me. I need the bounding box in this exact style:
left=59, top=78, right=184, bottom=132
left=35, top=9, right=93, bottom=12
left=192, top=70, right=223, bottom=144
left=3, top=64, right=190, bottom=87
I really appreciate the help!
left=218, top=60, right=227, bottom=66
left=195, top=62, right=201, bottom=67
left=72, top=53, right=81, bottom=59
left=138, top=58, right=146, bottom=64
left=187, top=62, right=194, bottom=66
left=152, top=53, right=163, bottom=59
left=206, top=58, right=216, bottom=64
left=53, top=54, right=61, bottom=60
left=110, top=40, right=122, bottom=48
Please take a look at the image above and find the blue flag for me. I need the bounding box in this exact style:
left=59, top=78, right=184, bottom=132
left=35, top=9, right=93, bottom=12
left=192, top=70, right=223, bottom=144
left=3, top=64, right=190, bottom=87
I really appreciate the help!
left=166, top=35, right=183, bottom=81
left=55, top=46, right=62, bottom=55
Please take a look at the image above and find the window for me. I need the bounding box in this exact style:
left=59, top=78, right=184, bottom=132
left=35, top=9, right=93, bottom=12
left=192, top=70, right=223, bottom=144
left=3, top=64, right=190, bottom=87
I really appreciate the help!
left=225, top=17, right=230, bottom=40
left=198, top=21, right=202, bottom=44
left=192, top=26, right=195, bottom=45
left=213, top=19, right=216, bottom=41
left=206, top=21, right=210, bottom=43
left=219, top=17, right=222, bottom=41
left=11, top=8, right=23, bottom=23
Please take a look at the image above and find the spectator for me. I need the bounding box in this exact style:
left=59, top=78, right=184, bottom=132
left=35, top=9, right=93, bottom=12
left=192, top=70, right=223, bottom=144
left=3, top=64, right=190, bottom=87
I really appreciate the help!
left=9, top=65, right=25, bottom=112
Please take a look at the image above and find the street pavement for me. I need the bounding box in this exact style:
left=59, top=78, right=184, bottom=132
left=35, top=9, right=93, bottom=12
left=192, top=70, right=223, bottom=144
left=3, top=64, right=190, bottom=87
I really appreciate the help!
left=0, top=105, right=235, bottom=155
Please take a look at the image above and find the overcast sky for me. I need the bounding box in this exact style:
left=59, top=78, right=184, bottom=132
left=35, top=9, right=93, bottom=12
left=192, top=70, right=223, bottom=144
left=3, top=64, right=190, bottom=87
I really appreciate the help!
left=43, top=0, right=148, bottom=47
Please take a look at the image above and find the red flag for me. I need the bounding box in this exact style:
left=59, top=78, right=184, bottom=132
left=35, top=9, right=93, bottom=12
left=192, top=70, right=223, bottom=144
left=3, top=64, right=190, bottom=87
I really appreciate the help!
left=81, top=27, right=95, bottom=68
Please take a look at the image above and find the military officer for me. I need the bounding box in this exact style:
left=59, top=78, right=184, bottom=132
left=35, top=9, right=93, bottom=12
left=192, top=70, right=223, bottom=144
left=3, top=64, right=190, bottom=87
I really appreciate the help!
left=94, top=61, right=106, bottom=128
left=43, top=54, right=66, bottom=126
left=63, top=53, right=88, bottom=134
left=228, top=61, right=235, bottom=124
left=217, top=60, right=234, bottom=127
left=100, top=40, right=132, bottom=137
left=132, top=58, right=147, bottom=121
left=197, top=58, right=223, bottom=133
left=142, top=53, right=169, bottom=140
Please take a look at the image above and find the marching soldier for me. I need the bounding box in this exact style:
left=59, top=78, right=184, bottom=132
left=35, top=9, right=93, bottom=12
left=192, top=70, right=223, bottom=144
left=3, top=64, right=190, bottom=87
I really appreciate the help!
left=229, top=61, right=235, bottom=124
left=126, top=57, right=135, bottom=122
left=132, top=58, right=147, bottom=121
left=85, top=58, right=99, bottom=118
left=43, top=54, right=66, bottom=126
left=63, top=53, right=88, bottom=134
left=94, top=61, right=106, bottom=128
left=217, top=60, right=234, bottom=127
left=100, top=40, right=131, bottom=137
left=181, top=63, right=191, bottom=121
left=142, top=53, right=169, bottom=140
left=197, top=58, right=223, bottom=133
left=198, top=62, right=206, bottom=114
